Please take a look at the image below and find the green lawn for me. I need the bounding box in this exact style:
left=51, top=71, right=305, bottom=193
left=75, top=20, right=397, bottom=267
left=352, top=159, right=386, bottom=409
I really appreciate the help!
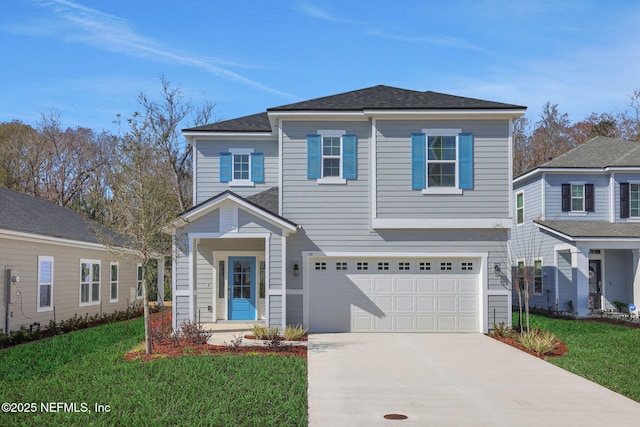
left=0, top=318, right=307, bottom=426
left=523, top=313, right=640, bottom=402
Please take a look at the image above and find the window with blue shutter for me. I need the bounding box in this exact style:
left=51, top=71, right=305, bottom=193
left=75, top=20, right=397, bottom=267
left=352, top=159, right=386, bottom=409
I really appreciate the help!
left=250, top=152, right=264, bottom=183
left=219, top=152, right=232, bottom=183
left=342, top=134, right=357, bottom=179
left=458, top=133, right=473, bottom=190
left=307, top=134, right=321, bottom=179
left=411, top=133, right=426, bottom=190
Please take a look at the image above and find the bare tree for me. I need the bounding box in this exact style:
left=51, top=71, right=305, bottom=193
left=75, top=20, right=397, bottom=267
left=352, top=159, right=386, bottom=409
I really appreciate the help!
left=136, top=75, right=216, bottom=212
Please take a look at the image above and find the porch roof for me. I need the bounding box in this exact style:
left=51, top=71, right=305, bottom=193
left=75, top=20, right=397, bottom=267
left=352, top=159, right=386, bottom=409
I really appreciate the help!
left=178, top=188, right=297, bottom=232
left=535, top=220, right=640, bottom=240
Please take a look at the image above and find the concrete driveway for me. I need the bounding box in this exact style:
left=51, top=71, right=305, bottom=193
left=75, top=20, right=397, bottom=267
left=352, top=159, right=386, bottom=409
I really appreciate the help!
left=308, top=333, right=640, bottom=426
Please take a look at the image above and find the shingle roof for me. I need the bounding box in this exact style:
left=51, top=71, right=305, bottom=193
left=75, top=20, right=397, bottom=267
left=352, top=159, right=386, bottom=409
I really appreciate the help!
left=245, top=187, right=279, bottom=216
left=184, top=85, right=526, bottom=133
left=185, top=112, right=271, bottom=132
left=269, top=85, right=525, bottom=112
left=537, top=136, right=640, bottom=169
left=0, top=187, right=128, bottom=246
left=536, top=220, right=640, bottom=239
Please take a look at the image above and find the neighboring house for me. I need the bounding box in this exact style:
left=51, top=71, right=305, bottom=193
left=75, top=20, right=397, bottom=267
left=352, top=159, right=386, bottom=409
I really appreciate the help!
left=0, top=187, right=151, bottom=332
left=169, top=85, right=526, bottom=333
left=512, top=136, right=640, bottom=317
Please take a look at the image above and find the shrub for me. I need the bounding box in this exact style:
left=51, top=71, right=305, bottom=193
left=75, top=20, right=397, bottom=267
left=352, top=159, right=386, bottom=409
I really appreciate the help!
left=150, top=313, right=173, bottom=343
left=517, top=329, right=558, bottom=355
left=178, top=321, right=212, bottom=345
left=266, top=327, right=280, bottom=340
left=283, top=324, right=308, bottom=341
left=252, top=323, right=269, bottom=340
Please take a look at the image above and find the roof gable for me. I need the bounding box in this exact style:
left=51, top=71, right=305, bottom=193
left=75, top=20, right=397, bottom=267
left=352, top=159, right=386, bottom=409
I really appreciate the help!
left=179, top=188, right=297, bottom=232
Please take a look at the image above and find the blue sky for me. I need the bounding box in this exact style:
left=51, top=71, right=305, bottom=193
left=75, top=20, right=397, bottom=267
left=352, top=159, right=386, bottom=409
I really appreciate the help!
left=1, top=0, right=639, bottom=132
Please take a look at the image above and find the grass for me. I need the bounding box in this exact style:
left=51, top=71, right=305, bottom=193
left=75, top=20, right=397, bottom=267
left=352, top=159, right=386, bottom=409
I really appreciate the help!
left=520, top=313, right=640, bottom=402
left=0, top=318, right=307, bottom=426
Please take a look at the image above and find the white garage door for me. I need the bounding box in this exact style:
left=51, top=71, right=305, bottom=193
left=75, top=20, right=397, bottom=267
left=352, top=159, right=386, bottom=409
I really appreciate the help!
left=308, top=257, right=480, bottom=333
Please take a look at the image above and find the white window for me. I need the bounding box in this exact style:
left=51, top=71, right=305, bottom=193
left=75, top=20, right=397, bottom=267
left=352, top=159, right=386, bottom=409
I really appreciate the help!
left=631, top=183, right=640, bottom=217
left=319, top=130, right=346, bottom=184
left=136, top=264, right=144, bottom=299
left=571, top=184, right=585, bottom=212
left=80, top=260, right=100, bottom=306
left=534, top=259, right=543, bottom=294
left=230, top=148, right=253, bottom=186
left=110, top=262, right=119, bottom=302
left=420, top=128, right=465, bottom=195
left=516, top=191, right=524, bottom=225
left=37, top=256, right=53, bottom=312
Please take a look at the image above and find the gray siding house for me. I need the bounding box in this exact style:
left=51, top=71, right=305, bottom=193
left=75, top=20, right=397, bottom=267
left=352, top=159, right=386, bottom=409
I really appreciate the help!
left=512, top=136, right=640, bottom=317
left=0, top=187, right=153, bottom=332
left=170, top=85, right=526, bottom=333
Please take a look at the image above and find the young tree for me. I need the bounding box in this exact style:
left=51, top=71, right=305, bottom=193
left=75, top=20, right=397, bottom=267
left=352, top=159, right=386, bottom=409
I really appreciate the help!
left=136, top=75, right=216, bottom=212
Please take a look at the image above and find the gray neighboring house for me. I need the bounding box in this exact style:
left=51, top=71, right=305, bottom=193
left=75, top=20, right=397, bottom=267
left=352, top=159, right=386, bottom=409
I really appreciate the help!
left=0, top=187, right=147, bottom=332
left=170, top=85, right=526, bottom=333
left=512, top=136, right=640, bottom=317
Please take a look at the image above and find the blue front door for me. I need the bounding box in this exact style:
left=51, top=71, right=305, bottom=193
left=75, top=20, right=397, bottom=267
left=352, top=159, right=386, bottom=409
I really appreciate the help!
left=228, top=257, right=256, bottom=320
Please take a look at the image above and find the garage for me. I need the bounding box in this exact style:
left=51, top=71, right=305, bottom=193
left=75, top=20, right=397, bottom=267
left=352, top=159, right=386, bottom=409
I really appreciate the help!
left=308, top=257, right=481, bottom=333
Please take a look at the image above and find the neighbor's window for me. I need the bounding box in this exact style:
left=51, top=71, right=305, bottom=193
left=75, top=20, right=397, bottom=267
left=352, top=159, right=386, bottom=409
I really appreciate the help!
left=110, top=262, right=119, bottom=302
left=571, top=184, right=585, bottom=212
left=80, top=260, right=100, bottom=306
left=516, top=191, right=524, bottom=225
left=136, top=264, right=144, bottom=299
left=38, top=256, right=53, bottom=311
left=517, top=261, right=525, bottom=291
left=534, top=259, right=543, bottom=294
left=631, top=183, right=640, bottom=217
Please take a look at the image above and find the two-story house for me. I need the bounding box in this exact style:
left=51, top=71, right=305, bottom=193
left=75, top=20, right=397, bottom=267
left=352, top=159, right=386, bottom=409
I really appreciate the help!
left=169, top=85, right=526, bottom=333
left=512, top=136, right=640, bottom=317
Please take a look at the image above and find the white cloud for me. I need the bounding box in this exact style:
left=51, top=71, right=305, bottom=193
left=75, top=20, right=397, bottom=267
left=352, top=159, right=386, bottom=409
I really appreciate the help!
left=28, top=0, right=296, bottom=99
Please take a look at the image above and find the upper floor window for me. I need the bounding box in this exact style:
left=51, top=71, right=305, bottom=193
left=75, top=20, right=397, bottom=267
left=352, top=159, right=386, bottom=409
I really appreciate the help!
left=307, top=130, right=357, bottom=184
left=80, top=260, right=100, bottom=306
left=561, top=183, right=594, bottom=213
left=219, top=149, right=264, bottom=186
left=620, top=182, right=640, bottom=218
left=38, top=256, right=53, bottom=312
left=516, top=191, right=524, bottom=225
left=411, top=129, right=473, bottom=194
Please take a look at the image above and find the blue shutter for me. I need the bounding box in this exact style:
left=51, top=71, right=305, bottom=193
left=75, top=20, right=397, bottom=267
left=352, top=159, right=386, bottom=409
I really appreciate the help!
left=251, top=152, right=264, bottom=183
left=342, top=134, right=357, bottom=179
left=458, top=133, right=474, bottom=190
left=219, top=152, right=232, bottom=183
left=307, top=134, right=321, bottom=179
left=411, top=133, right=426, bottom=190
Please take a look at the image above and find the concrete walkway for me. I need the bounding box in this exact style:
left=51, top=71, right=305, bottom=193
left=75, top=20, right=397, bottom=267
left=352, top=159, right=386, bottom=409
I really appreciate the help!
left=308, top=333, right=640, bottom=426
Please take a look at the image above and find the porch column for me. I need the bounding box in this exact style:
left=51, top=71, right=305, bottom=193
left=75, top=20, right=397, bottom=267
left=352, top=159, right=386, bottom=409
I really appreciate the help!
left=632, top=250, right=640, bottom=316
left=157, top=258, right=164, bottom=305
left=572, top=246, right=590, bottom=316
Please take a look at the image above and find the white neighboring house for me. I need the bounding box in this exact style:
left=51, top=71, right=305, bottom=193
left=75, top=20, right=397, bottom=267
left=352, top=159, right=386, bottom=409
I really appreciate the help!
left=169, top=85, right=526, bottom=333
left=0, top=187, right=157, bottom=332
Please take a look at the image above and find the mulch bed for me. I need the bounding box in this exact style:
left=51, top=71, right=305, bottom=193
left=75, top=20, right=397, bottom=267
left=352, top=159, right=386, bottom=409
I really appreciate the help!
left=123, top=339, right=307, bottom=362
left=488, top=334, right=568, bottom=360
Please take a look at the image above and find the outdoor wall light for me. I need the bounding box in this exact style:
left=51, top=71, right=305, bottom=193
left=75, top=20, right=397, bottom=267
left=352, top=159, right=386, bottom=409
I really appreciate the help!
left=494, top=263, right=501, bottom=277
left=293, top=264, right=300, bottom=277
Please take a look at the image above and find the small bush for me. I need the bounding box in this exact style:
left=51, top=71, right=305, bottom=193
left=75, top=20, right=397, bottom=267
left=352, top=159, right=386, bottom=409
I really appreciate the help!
left=252, top=323, right=269, bottom=340
left=178, top=321, right=212, bottom=345
left=283, top=324, right=308, bottom=341
left=517, top=329, right=558, bottom=355
left=150, top=313, right=173, bottom=343
left=491, top=322, right=516, bottom=338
